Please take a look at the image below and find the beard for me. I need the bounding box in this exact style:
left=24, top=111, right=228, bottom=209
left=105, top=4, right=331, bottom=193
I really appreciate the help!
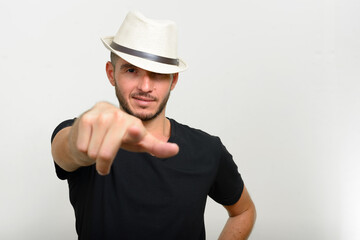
left=114, top=83, right=171, bottom=121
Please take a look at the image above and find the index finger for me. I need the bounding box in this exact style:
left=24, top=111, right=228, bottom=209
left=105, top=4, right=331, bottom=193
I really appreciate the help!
left=137, top=131, right=179, bottom=158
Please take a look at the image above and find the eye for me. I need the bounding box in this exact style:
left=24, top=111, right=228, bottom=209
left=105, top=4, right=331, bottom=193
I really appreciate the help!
left=150, top=72, right=170, bottom=80
left=127, top=68, right=136, bottom=73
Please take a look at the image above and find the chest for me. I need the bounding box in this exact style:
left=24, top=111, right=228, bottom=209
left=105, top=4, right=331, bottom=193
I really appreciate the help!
left=107, top=149, right=219, bottom=207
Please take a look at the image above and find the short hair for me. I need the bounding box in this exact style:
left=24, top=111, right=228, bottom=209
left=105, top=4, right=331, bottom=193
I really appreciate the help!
left=110, top=52, right=119, bottom=67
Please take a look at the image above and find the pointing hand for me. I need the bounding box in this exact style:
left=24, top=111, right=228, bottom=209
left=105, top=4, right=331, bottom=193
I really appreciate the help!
left=69, top=102, right=179, bottom=175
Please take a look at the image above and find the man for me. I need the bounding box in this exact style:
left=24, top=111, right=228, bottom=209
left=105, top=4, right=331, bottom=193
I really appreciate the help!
left=51, top=11, right=256, bottom=240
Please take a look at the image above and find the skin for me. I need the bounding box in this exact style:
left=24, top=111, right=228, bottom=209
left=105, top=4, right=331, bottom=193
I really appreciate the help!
left=51, top=56, right=256, bottom=239
left=219, top=187, right=256, bottom=240
left=52, top=57, right=179, bottom=175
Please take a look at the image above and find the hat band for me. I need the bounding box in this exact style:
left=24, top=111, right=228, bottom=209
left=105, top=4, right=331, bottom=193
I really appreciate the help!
left=110, top=42, right=179, bottom=66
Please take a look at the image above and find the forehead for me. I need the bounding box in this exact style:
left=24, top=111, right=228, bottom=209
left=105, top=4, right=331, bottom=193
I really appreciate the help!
left=115, top=57, right=142, bottom=70
left=116, top=57, right=138, bottom=68
left=115, top=57, right=166, bottom=75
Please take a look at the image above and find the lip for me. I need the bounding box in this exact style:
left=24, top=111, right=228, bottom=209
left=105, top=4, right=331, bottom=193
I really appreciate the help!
left=132, top=96, right=155, bottom=107
left=133, top=96, right=154, bottom=102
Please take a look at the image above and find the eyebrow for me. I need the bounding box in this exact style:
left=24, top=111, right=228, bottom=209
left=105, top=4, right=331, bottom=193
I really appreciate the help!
left=119, top=63, right=168, bottom=76
left=120, top=63, right=138, bottom=70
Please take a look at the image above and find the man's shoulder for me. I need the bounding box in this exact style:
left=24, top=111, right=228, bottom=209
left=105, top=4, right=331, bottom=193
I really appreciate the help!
left=169, top=118, right=220, bottom=144
left=51, top=118, right=76, bottom=143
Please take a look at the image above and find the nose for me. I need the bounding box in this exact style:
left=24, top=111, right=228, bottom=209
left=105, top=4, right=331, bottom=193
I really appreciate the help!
left=137, top=72, right=154, bottom=92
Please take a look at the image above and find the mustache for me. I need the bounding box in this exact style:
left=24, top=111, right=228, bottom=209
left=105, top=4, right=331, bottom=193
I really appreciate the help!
left=131, top=92, right=157, bottom=101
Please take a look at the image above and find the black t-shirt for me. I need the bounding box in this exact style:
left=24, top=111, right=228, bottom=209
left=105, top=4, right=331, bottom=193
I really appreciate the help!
left=51, top=118, right=244, bottom=240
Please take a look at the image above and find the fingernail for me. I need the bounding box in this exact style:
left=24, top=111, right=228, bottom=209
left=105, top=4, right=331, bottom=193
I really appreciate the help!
left=97, top=170, right=107, bottom=176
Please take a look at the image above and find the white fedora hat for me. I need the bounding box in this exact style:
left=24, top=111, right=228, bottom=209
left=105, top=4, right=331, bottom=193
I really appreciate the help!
left=101, top=11, right=187, bottom=74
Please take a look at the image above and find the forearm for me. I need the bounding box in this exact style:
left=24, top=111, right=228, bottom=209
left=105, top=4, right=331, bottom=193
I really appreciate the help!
left=51, top=123, right=90, bottom=172
left=218, top=206, right=256, bottom=240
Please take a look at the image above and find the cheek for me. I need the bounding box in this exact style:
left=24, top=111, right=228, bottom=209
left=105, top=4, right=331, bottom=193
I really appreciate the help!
left=116, top=80, right=134, bottom=95
left=158, top=80, right=173, bottom=92
left=115, top=83, right=129, bottom=99
left=155, top=85, right=170, bottom=97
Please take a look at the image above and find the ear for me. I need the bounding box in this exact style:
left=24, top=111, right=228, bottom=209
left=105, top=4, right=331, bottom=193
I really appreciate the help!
left=170, top=73, right=179, bottom=90
left=106, top=61, right=115, bottom=86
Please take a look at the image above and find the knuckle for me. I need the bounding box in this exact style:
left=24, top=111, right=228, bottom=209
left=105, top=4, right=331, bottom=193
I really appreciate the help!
left=98, top=152, right=113, bottom=164
left=87, top=149, right=98, bottom=160
left=129, top=117, right=142, bottom=130
left=112, top=110, right=124, bottom=122
left=76, top=141, right=87, bottom=153
left=98, top=146, right=115, bottom=161
left=97, top=114, right=110, bottom=126
left=80, top=113, right=94, bottom=126
left=94, top=101, right=107, bottom=108
left=96, top=109, right=123, bottom=127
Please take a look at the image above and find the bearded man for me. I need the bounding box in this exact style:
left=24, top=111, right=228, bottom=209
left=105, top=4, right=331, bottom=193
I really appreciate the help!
left=51, top=11, right=256, bottom=240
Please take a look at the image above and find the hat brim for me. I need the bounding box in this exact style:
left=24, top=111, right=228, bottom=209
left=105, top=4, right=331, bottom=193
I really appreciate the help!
left=101, top=36, right=187, bottom=74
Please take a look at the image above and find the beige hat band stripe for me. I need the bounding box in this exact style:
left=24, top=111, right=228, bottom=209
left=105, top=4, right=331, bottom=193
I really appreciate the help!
left=110, top=42, right=179, bottom=66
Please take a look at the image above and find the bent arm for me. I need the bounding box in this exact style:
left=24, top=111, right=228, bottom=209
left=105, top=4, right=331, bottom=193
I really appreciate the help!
left=51, top=102, right=179, bottom=175
left=219, top=186, right=256, bottom=240
left=51, top=120, right=90, bottom=173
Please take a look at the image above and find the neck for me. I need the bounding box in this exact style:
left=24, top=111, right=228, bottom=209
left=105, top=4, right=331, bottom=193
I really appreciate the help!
left=142, top=112, right=171, bottom=142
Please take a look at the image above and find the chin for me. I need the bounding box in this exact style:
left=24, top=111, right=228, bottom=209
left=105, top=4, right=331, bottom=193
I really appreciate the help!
left=133, top=109, right=162, bottom=121
left=135, top=114, right=156, bottom=121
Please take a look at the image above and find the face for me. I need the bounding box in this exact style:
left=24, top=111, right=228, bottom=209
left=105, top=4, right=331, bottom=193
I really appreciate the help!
left=106, top=58, right=178, bottom=121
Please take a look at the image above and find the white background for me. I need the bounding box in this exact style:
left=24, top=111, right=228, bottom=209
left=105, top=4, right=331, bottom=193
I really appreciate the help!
left=1, top=0, right=359, bottom=239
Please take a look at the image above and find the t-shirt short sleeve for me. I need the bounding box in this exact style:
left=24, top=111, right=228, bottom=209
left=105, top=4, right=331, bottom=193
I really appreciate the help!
left=51, top=119, right=76, bottom=180
left=208, top=140, right=244, bottom=206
